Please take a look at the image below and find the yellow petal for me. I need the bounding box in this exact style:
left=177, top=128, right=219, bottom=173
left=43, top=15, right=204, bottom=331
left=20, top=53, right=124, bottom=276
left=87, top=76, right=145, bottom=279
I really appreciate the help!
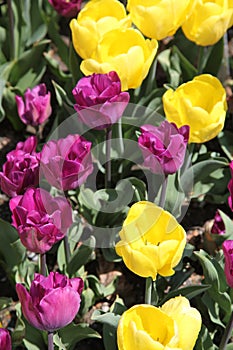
left=161, top=296, right=202, bottom=350
left=117, top=304, right=177, bottom=350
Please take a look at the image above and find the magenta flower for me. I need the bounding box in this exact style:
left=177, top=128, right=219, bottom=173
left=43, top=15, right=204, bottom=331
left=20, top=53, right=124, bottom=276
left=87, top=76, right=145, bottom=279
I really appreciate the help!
left=211, top=210, right=225, bottom=235
left=72, top=71, right=130, bottom=130
left=0, top=136, right=40, bottom=197
left=228, top=161, right=233, bottom=211
left=138, top=121, right=189, bottom=175
left=48, top=0, right=82, bottom=17
left=15, top=84, right=52, bottom=126
left=223, top=240, right=233, bottom=288
left=40, top=134, right=93, bottom=191
left=0, top=328, right=11, bottom=350
left=10, top=187, right=72, bottom=254
left=16, top=272, right=84, bottom=331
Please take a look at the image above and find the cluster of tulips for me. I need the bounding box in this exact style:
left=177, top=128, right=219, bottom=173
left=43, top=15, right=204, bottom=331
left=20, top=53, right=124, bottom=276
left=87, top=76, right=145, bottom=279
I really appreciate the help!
left=1, top=0, right=233, bottom=349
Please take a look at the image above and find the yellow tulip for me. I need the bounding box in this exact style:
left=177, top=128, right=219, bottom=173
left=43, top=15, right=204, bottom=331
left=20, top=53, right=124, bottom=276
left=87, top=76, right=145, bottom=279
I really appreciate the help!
left=127, top=0, right=195, bottom=41
left=182, top=0, right=233, bottom=46
left=70, top=0, right=131, bottom=59
left=117, top=296, right=202, bottom=350
left=115, top=201, right=186, bottom=280
left=80, top=28, right=158, bottom=91
left=162, top=74, right=227, bottom=143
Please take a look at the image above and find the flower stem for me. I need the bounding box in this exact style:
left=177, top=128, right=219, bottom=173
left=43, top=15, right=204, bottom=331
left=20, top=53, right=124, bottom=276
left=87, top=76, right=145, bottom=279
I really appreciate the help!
left=105, top=126, right=112, bottom=188
left=7, top=0, right=15, bottom=60
left=40, top=253, right=47, bottom=276
left=219, top=311, right=233, bottom=350
left=145, top=277, right=153, bottom=304
left=159, top=175, right=168, bottom=208
left=48, top=331, right=54, bottom=350
left=64, top=235, right=71, bottom=264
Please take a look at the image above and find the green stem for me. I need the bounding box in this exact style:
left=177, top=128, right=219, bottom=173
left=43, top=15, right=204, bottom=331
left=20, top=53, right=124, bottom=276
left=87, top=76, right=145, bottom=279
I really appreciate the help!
left=219, top=311, right=233, bottom=350
left=40, top=253, right=47, bottom=276
left=7, top=0, right=15, bottom=60
left=105, top=126, right=112, bottom=188
left=48, top=331, right=54, bottom=350
left=159, top=175, right=167, bottom=208
left=145, top=277, right=153, bottom=304
left=64, top=235, right=71, bottom=264
left=197, top=46, right=205, bottom=74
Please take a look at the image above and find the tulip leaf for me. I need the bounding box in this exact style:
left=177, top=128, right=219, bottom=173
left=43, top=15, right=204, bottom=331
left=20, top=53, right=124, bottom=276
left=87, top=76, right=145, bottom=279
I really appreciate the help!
left=9, top=39, right=50, bottom=90
left=202, top=37, right=224, bottom=76
left=195, top=324, right=217, bottom=350
left=67, top=236, right=96, bottom=276
left=172, top=45, right=197, bottom=81
left=159, top=284, right=210, bottom=305
left=0, top=61, right=14, bottom=121
left=218, top=209, right=233, bottom=237
left=218, top=130, right=233, bottom=161
left=195, top=251, right=232, bottom=321
left=0, top=218, right=26, bottom=269
left=58, top=322, right=101, bottom=350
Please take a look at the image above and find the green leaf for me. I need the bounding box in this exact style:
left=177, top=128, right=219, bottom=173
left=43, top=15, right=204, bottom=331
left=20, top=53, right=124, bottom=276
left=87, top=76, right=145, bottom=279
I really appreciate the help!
left=58, top=323, right=101, bottom=350
left=9, top=39, right=50, bottom=90
left=92, top=310, right=120, bottom=328
left=202, top=38, right=224, bottom=75
left=160, top=284, right=210, bottom=305
left=172, top=45, right=197, bottom=81
left=218, top=130, right=233, bottom=161
left=67, top=236, right=96, bottom=276
left=194, top=324, right=216, bottom=350
left=0, top=218, right=26, bottom=269
left=0, top=62, right=14, bottom=121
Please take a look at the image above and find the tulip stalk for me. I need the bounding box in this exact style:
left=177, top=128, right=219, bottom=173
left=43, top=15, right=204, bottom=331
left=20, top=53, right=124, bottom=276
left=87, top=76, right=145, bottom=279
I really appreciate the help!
left=40, top=253, right=47, bottom=276
left=159, top=175, right=168, bottom=208
left=48, top=331, right=54, bottom=350
left=7, top=0, right=15, bottom=60
left=219, top=311, right=233, bottom=350
left=145, top=277, right=153, bottom=304
left=105, top=126, right=112, bottom=188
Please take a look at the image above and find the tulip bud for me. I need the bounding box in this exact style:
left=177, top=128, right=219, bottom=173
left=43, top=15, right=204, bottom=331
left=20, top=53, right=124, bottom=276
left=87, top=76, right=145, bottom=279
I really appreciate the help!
left=16, top=272, right=84, bottom=331
left=138, top=121, right=189, bottom=175
left=48, top=0, right=82, bottom=17
left=10, top=188, right=73, bottom=254
left=0, top=328, right=11, bottom=350
left=40, top=134, right=93, bottom=191
left=72, top=71, right=130, bottom=130
left=0, top=136, right=40, bottom=197
left=223, top=240, right=233, bottom=288
left=15, top=84, right=52, bottom=126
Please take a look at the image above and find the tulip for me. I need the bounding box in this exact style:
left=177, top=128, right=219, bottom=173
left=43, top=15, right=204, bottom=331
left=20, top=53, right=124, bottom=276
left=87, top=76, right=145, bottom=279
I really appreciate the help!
left=16, top=272, right=84, bottom=331
left=48, top=0, right=82, bottom=17
left=40, top=134, right=93, bottom=191
left=117, top=296, right=202, bottom=350
left=72, top=71, right=130, bottom=129
left=162, top=74, right=227, bottom=143
left=15, top=84, right=52, bottom=126
left=10, top=187, right=73, bottom=254
left=115, top=201, right=186, bottom=280
left=211, top=210, right=225, bottom=235
left=228, top=161, right=233, bottom=211
left=70, top=0, right=131, bottom=59
left=0, top=136, right=40, bottom=197
left=127, top=0, right=195, bottom=40
left=138, top=121, right=189, bottom=175
left=81, top=28, right=158, bottom=91
left=222, top=240, right=233, bottom=288
left=0, top=328, right=11, bottom=350
left=182, top=0, right=233, bottom=46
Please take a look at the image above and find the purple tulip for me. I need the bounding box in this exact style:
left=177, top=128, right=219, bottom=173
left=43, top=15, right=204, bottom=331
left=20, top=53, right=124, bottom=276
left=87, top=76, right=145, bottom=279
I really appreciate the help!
left=16, top=272, right=84, bottom=331
left=211, top=210, right=225, bottom=235
left=72, top=71, right=130, bottom=130
left=0, top=136, right=40, bottom=197
left=15, top=84, right=52, bottom=126
left=223, top=240, right=233, bottom=288
left=48, top=0, right=82, bottom=17
left=138, top=121, right=189, bottom=175
left=10, top=187, right=72, bottom=254
left=40, top=134, right=93, bottom=191
left=0, top=328, right=11, bottom=350
left=228, top=161, right=233, bottom=211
